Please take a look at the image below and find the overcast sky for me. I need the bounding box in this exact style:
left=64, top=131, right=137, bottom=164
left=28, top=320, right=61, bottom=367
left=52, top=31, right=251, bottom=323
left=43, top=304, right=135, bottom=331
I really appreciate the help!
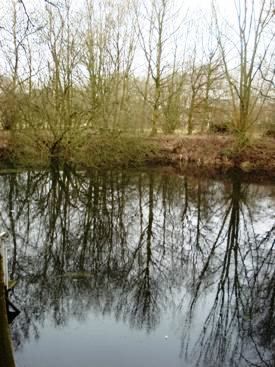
left=0, top=0, right=273, bottom=79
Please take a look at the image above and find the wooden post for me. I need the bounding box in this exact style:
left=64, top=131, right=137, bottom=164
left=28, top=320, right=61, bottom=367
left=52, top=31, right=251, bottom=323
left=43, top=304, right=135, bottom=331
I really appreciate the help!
left=0, top=232, right=16, bottom=367
left=0, top=232, right=9, bottom=288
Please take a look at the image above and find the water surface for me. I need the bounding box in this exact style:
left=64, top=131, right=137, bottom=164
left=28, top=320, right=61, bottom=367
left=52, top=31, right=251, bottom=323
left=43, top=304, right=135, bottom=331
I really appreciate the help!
left=0, top=166, right=274, bottom=367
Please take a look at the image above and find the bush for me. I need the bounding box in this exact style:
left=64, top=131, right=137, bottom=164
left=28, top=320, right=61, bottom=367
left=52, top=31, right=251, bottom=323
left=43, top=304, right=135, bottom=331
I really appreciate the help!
left=264, top=123, right=275, bottom=138
left=209, top=122, right=230, bottom=134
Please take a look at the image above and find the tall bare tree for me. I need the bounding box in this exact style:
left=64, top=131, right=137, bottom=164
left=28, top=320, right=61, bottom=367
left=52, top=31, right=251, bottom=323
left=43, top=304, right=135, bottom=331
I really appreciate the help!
left=135, top=0, right=182, bottom=135
left=213, top=0, right=275, bottom=139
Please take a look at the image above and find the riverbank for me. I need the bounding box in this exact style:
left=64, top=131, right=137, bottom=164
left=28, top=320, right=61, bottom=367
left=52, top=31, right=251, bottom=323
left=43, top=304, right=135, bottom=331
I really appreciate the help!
left=148, top=135, right=275, bottom=180
left=0, top=131, right=274, bottom=180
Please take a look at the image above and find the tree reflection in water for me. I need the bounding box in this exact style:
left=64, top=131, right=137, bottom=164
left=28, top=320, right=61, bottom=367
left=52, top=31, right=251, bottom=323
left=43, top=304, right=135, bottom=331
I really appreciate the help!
left=0, top=165, right=274, bottom=366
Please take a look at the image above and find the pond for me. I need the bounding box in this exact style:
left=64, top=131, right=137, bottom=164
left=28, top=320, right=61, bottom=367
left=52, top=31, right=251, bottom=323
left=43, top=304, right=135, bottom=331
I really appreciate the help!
left=0, top=165, right=274, bottom=367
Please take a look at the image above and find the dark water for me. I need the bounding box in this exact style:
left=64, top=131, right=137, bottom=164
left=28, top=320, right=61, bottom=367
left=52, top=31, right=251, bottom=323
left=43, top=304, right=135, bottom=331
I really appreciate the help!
left=0, top=165, right=274, bottom=367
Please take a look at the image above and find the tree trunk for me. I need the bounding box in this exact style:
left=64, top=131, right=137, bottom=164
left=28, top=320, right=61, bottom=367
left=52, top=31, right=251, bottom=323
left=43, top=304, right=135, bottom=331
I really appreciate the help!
left=187, top=94, right=195, bottom=135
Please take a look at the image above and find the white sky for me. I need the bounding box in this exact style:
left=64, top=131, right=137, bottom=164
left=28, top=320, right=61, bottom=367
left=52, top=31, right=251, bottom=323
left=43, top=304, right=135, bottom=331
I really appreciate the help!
left=0, top=0, right=274, bottom=80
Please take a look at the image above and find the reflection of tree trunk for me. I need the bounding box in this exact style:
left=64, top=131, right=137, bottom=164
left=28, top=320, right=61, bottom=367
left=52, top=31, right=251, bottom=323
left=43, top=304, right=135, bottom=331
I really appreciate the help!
left=42, top=165, right=60, bottom=276
left=92, top=176, right=99, bottom=271
left=144, top=174, right=154, bottom=296
left=266, top=270, right=275, bottom=336
left=187, top=177, right=245, bottom=366
left=138, top=174, right=144, bottom=230
left=79, top=178, right=93, bottom=271
left=162, top=176, right=167, bottom=251
left=222, top=179, right=240, bottom=288
left=8, top=176, right=17, bottom=277
left=181, top=177, right=189, bottom=220
left=195, top=181, right=201, bottom=251
left=146, top=174, right=154, bottom=247
left=136, top=174, right=144, bottom=267
left=180, top=177, right=189, bottom=264
left=0, top=256, right=16, bottom=367
left=59, top=169, right=69, bottom=271
left=117, top=173, right=127, bottom=260
left=191, top=176, right=242, bottom=310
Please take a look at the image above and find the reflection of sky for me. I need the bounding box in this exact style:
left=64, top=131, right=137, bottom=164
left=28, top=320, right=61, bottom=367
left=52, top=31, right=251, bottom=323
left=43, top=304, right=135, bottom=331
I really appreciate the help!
left=0, top=170, right=274, bottom=367
left=16, top=313, right=183, bottom=367
left=13, top=287, right=235, bottom=367
left=14, top=288, right=216, bottom=367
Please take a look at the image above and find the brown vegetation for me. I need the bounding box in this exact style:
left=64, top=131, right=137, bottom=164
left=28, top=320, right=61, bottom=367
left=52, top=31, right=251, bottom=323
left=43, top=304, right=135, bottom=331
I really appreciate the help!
left=149, top=135, right=275, bottom=179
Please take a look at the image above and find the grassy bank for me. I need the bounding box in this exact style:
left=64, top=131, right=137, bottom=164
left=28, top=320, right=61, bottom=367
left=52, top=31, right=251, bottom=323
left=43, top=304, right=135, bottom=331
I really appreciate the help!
left=0, top=131, right=274, bottom=179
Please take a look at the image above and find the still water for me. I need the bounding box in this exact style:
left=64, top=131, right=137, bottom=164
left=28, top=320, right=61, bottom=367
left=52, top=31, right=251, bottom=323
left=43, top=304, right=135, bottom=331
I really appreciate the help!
left=1, top=166, right=274, bottom=367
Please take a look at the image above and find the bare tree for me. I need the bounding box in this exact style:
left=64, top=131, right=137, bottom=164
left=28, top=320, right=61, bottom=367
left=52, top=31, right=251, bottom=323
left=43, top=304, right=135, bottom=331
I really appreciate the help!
left=135, top=0, right=182, bottom=135
left=0, top=0, right=29, bottom=130
left=213, top=0, right=275, bottom=139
